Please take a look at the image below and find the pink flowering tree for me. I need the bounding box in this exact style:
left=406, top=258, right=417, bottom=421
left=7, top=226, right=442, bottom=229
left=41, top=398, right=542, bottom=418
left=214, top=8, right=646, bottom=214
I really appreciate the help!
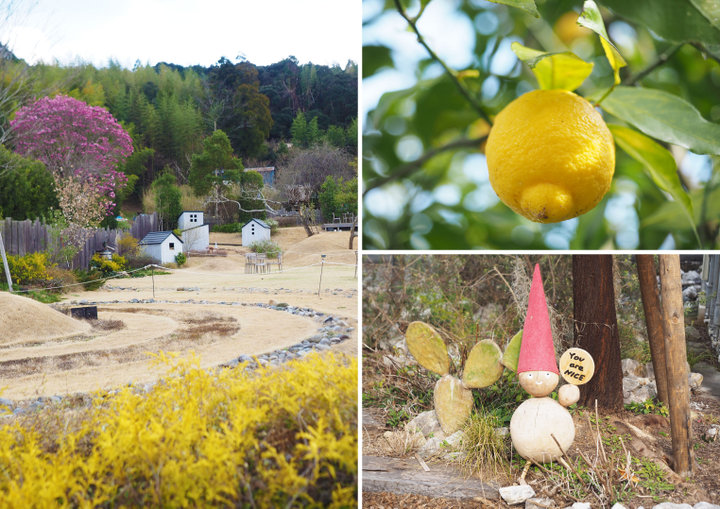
left=10, top=95, right=133, bottom=247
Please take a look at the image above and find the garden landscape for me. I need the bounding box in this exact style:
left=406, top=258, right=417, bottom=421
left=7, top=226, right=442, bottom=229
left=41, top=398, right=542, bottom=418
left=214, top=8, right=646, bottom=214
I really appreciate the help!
left=0, top=1, right=359, bottom=505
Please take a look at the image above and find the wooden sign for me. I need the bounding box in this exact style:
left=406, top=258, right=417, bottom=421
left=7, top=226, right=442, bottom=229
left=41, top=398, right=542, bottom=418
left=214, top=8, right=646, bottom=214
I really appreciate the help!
left=559, top=347, right=595, bottom=385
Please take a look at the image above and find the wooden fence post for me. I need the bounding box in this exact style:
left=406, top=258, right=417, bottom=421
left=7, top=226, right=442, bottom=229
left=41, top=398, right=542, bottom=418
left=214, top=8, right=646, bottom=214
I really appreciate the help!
left=636, top=255, right=670, bottom=405
left=659, top=254, right=693, bottom=477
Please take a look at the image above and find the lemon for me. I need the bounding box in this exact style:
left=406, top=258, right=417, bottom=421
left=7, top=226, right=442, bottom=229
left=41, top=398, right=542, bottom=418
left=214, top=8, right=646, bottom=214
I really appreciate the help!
left=485, top=89, right=615, bottom=223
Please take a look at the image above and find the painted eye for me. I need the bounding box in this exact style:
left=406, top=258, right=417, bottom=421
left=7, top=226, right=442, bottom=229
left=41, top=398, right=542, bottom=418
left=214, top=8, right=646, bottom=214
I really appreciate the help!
left=527, top=373, right=533, bottom=378
left=545, top=372, right=551, bottom=378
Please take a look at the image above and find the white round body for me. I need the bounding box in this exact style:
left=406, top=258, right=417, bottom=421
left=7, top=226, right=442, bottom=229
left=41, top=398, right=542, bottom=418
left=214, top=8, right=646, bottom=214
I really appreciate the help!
left=510, top=397, right=575, bottom=463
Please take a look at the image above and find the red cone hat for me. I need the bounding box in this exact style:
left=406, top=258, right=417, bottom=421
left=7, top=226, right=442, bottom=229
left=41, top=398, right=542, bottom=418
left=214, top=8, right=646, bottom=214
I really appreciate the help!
left=517, top=264, right=558, bottom=374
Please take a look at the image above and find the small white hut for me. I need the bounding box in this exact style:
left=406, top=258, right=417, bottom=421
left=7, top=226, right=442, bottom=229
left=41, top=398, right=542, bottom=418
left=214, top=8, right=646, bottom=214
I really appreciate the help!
left=178, top=211, right=209, bottom=252
left=139, top=231, right=183, bottom=265
left=242, top=218, right=271, bottom=246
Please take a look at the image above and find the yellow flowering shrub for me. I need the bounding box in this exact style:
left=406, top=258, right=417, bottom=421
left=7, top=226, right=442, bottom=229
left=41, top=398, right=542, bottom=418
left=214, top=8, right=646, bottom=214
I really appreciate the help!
left=0, top=352, right=358, bottom=507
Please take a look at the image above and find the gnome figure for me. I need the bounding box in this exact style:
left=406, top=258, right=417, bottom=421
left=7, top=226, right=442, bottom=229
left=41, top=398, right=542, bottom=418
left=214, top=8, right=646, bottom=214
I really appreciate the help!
left=509, top=264, right=592, bottom=467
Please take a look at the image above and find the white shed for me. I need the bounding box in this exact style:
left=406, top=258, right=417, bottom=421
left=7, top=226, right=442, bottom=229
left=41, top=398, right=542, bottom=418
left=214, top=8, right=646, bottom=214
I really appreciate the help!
left=242, top=218, right=271, bottom=246
left=178, top=211, right=209, bottom=252
left=139, top=231, right=183, bottom=265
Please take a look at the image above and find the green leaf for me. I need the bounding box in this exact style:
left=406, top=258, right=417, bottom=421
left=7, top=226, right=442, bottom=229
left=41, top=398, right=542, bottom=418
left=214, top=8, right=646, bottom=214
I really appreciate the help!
left=578, top=0, right=626, bottom=85
left=601, top=86, right=720, bottom=155
left=487, top=0, right=540, bottom=18
left=363, top=45, right=393, bottom=79
left=511, top=42, right=594, bottom=91
left=608, top=124, right=699, bottom=243
left=602, top=0, right=720, bottom=52
left=690, top=0, right=720, bottom=31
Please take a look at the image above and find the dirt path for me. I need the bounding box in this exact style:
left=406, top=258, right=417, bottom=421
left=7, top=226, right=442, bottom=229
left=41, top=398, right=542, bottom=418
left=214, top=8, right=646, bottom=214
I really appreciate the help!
left=0, top=228, right=358, bottom=400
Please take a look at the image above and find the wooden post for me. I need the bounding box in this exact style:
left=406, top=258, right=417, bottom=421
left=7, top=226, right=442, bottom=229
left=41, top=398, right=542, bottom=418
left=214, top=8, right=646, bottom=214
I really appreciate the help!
left=636, top=255, right=670, bottom=405
left=0, top=232, right=12, bottom=292
left=659, top=254, right=693, bottom=477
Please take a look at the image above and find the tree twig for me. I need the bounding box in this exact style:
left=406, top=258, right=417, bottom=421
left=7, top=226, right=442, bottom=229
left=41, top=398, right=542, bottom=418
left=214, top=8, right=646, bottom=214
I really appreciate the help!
left=627, top=44, right=684, bottom=86
left=363, top=135, right=487, bottom=195
left=393, top=0, right=492, bottom=125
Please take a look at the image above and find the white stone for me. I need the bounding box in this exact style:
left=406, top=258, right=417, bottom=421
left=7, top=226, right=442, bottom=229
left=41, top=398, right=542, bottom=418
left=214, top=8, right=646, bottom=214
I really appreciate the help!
left=405, top=410, right=443, bottom=437
left=689, top=372, right=704, bottom=389
left=695, top=503, right=720, bottom=509
left=510, top=397, right=575, bottom=463
left=417, top=429, right=464, bottom=458
left=526, top=497, right=554, bottom=509
left=571, top=503, right=591, bottom=509
left=610, top=504, right=628, bottom=509
left=651, top=503, right=692, bottom=509
left=499, top=484, right=535, bottom=505
left=622, top=358, right=646, bottom=377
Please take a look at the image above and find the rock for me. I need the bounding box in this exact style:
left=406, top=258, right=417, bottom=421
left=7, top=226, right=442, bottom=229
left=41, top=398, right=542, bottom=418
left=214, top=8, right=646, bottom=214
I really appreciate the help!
left=526, top=498, right=554, bottom=509
left=689, top=372, right=704, bottom=389
left=622, top=358, right=647, bottom=377
left=652, top=504, right=692, bottom=509
left=694, top=503, right=720, bottom=509
left=623, top=376, right=657, bottom=405
left=499, top=485, right=535, bottom=505
left=405, top=410, right=443, bottom=437
left=703, top=424, right=720, bottom=442
left=682, top=270, right=701, bottom=285
left=0, top=398, right=14, bottom=410
left=610, top=504, right=629, bottom=509
left=417, top=430, right=464, bottom=458
left=685, top=326, right=701, bottom=342
left=570, top=504, right=591, bottom=509
left=683, top=286, right=698, bottom=301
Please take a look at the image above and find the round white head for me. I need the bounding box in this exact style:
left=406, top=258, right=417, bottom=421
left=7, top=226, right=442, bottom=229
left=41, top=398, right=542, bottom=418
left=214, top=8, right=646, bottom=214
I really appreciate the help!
left=518, top=370, right=559, bottom=397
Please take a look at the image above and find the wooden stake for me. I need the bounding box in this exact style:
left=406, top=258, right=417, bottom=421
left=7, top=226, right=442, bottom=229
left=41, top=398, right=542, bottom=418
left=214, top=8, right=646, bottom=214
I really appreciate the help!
left=659, top=255, right=693, bottom=477
left=0, top=232, right=12, bottom=292
left=636, top=255, right=670, bottom=404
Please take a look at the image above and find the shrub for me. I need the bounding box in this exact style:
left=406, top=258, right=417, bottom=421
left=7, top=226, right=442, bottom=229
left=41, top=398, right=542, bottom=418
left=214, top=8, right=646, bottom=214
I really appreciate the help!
left=211, top=222, right=242, bottom=233
left=2, top=252, right=54, bottom=286
left=44, top=265, right=78, bottom=292
left=74, top=268, right=106, bottom=291
left=89, top=253, right=127, bottom=277
left=117, top=234, right=140, bottom=257
left=249, top=240, right=281, bottom=258
left=0, top=352, right=358, bottom=507
left=265, top=218, right=279, bottom=234
left=174, top=252, right=187, bottom=267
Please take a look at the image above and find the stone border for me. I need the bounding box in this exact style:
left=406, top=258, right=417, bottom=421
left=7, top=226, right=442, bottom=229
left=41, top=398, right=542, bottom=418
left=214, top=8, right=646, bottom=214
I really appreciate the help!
left=0, top=299, right=354, bottom=415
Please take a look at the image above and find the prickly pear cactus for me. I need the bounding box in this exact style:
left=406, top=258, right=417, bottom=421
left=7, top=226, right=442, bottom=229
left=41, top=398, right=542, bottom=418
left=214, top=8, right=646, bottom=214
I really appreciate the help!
left=405, top=321, right=449, bottom=376
left=501, top=330, right=522, bottom=372
left=403, top=320, right=521, bottom=434
left=462, top=339, right=503, bottom=388
left=434, top=374, right=473, bottom=434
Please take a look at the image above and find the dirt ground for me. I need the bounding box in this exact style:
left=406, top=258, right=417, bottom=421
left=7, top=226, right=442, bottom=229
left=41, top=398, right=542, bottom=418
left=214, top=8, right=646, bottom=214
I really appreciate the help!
left=0, top=228, right=358, bottom=400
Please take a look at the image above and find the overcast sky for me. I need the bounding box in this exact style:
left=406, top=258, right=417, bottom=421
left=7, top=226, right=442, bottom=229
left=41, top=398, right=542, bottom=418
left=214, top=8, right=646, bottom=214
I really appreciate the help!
left=3, top=0, right=360, bottom=68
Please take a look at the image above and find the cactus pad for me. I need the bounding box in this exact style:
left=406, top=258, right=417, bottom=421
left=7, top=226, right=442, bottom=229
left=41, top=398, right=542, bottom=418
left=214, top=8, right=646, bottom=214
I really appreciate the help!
left=405, top=321, right=449, bottom=375
left=434, top=374, right=473, bottom=434
left=501, top=330, right=523, bottom=372
left=462, top=339, right=504, bottom=388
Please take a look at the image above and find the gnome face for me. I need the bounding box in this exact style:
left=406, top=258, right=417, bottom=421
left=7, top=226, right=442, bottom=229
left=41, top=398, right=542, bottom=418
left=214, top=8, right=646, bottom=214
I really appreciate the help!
left=519, top=370, right=558, bottom=397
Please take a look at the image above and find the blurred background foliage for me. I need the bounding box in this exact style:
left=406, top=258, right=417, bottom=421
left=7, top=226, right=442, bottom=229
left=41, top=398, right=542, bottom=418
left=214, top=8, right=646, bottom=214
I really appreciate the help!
left=362, top=0, right=720, bottom=249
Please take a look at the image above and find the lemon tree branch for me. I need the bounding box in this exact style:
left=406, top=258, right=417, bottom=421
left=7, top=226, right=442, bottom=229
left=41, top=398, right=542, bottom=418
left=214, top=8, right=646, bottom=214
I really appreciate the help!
left=626, top=44, right=684, bottom=86
left=393, top=0, right=493, bottom=126
left=363, top=136, right=487, bottom=196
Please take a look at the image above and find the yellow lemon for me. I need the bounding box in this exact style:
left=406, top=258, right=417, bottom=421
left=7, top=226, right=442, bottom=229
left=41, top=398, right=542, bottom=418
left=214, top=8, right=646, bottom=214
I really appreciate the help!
left=485, top=89, right=615, bottom=223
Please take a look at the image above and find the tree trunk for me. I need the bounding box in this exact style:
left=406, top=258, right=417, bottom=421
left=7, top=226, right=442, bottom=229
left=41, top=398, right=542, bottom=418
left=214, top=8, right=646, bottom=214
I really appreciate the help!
left=572, top=255, right=623, bottom=411
left=659, top=255, right=693, bottom=477
left=636, top=255, right=670, bottom=405
left=348, top=216, right=357, bottom=249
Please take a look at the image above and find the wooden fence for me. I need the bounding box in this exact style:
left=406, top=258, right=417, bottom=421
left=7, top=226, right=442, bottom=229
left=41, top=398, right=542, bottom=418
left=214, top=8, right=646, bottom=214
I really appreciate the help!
left=0, top=213, right=158, bottom=269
